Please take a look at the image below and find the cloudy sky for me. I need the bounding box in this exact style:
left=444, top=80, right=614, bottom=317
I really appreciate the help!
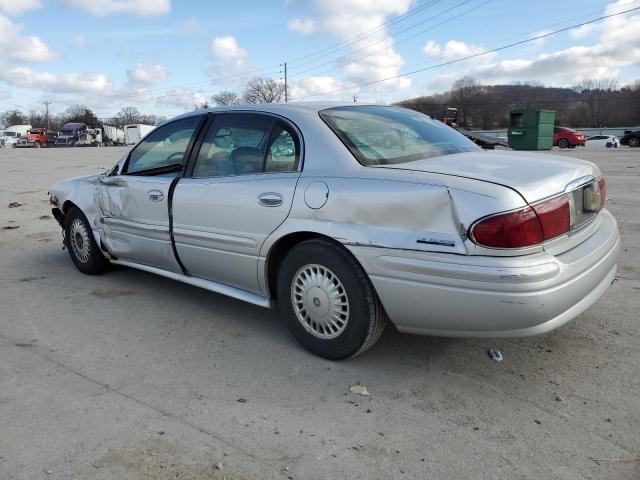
left=0, top=0, right=638, bottom=119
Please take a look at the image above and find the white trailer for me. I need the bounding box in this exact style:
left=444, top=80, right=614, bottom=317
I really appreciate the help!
left=125, top=124, right=155, bottom=145
left=0, top=124, right=32, bottom=148
left=102, top=125, right=126, bottom=146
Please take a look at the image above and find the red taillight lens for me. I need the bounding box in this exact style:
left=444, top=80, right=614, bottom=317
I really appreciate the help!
left=532, top=195, right=570, bottom=240
left=598, top=177, right=606, bottom=209
left=471, top=195, right=571, bottom=249
left=471, top=207, right=543, bottom=248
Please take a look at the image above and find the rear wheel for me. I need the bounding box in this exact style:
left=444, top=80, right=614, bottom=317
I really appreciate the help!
left=65, top=207, right=109, bottom=275
left=277, top=239, right=386, bottom=359
left=557, top=138, right=569, bottom=148
left=34, top=141, right=41, bottom=148
left=628, top=136, right=640, bottom=147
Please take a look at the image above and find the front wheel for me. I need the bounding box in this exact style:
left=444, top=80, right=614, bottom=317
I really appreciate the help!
left=34, top=141, right=41, bottom=148
left=277, top=239, right=386, bottom=359
left=65, top=207, right=110, bottom=275
left=628, top=136, right=640, bottom=147
left=557, top=138, right=569, bottom=148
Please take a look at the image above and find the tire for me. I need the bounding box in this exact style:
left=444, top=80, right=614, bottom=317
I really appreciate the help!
left=557, top=138, right=569, bottom=149
left=277, top=239, right=386, bottom=360
left=628, top=136, right=640, bottom=148
left=64, top=207, right=110, bottom=275
left=34, top=141, right=41, bottom=148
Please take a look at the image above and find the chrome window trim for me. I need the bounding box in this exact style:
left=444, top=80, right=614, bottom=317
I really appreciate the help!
left=187, top=111, right=305, bottom=180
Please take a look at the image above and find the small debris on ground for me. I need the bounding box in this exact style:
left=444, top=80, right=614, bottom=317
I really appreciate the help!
left=555, top=396, right=563, bottom=402
left=350, top=385, right=370, bottom=396
left=236, top=398, right=247, bottom=403
left=488, top=349, right=503, bottom=362
left=8, top=202, right=22, bottom=208
left=534, top=419, right=541, bottom=425
left=215, top=462, right=223, bottom=470
left=3, top=225, right=20, bottom=230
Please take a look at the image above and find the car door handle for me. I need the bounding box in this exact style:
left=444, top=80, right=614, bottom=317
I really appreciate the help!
left=257, top=192, right=283, bottom=207
left=147, top=190, right=164, bottom=202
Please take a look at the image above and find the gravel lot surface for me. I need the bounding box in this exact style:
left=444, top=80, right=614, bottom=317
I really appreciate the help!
left=0, top=146, right=638, bottom=479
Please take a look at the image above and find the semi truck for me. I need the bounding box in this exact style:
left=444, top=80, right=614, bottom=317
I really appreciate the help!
left=0, top=125, right=32, bottom=148
left=56, top=123, right=102, bottom=147
left=125, top=124, right=155, bottom=145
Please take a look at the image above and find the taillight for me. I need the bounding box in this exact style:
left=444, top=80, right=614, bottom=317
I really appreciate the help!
left=598, top=177, right=606, bottom=209
left=471, top=207, right=543, bottom=248
left=471, top=195, right=571, bottom=249
left=532, top=195, right=570, bottom=240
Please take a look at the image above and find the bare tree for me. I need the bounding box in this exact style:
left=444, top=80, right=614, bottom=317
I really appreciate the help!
left=574, top=77, right=618, bottom=127
left=61, top=105, right=100, bottom=127
left=1, top=110, right=28, bottom=128
left=449, top=76, right=481, bottom=128
left=112, top=106, right=143, bottom=127
left=243, top=77, right=285, bottom=104
left=194, top=101, right=210, bottom=110
left=212, top=90, right=240, bottom=106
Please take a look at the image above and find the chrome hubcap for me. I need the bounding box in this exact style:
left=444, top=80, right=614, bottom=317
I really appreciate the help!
left=291, top=264, right=349, bottom=339
left=70, top=218, right=91, bottom=263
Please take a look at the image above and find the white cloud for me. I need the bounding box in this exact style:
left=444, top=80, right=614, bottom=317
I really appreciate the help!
left=423, top=40, right=489, bottom=60
left=288, top=18, right=315, bottom=35
left=0, top=67, right=112, bottom=94
left=62, top=0, right=171, bottom=17
left=421, top=1, right=640, bottom=91
left=0, top=14, right=58, bottom=63
left=157, top=86, right=205, bottom=110
left=71, top=34, right=88, bottom=47
left=127, top=63, right=168, bottom=86
left=210, top=36, right=248, bottom=63
left=287, top=0, right=413, bottom=97
left=531, top=29, right=554, bottom=46
left=289, top=76, right=342, bottom=99
left=0, top=0, right=42, bottom=15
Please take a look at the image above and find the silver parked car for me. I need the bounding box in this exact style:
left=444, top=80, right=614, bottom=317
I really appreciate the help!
left=49, top=103, right=620, bottom=359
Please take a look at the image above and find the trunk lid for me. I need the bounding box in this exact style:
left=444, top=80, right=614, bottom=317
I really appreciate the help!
left=375, top=150, right=599, bottom=203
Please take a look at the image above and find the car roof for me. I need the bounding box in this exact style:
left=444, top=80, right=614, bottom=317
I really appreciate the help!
left=169, top=101, right=387, bottom=123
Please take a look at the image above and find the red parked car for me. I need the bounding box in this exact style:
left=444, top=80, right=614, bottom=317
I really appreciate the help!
left=554, top=127, right=586, bottom=148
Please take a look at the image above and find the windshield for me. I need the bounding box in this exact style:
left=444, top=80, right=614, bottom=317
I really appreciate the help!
left=320, top=105, right=480, bottom=166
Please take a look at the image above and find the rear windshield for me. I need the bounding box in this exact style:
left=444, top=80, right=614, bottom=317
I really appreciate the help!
left=320, top=105, right=480, bottom=166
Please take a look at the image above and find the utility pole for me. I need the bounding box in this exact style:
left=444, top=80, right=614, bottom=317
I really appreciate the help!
left=352, top=93, right=357, bottom=103
left=284, top=62, right=288, bottom=103
left=42, top=99, right=52, bottom=130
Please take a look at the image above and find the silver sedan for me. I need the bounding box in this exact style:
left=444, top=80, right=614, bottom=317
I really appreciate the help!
left=49, top=103, right=620, bottom=359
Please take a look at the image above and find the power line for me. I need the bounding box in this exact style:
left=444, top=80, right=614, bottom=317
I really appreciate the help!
left=295, top=5, right=640, bottom=100
left=290, top=0, right=490, bottom=79
left=286, top=0, right=443, bottom=66
left=288, top=0, right=478, bottom=75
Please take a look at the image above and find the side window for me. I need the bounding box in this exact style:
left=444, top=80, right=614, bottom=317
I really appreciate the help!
left=192, top=114, right=273, bottom=178
left=124, top=116, right=201, bottom=175
left=266, top=121, right=300, bottom=172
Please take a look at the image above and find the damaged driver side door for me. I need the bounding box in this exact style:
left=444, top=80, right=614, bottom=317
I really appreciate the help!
left=98, top=116, right=202, bottom=272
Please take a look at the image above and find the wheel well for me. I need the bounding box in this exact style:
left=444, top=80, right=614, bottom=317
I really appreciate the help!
left=62, top=200, right=78, bottom=213
left=266, top=232, right=346, bottom=300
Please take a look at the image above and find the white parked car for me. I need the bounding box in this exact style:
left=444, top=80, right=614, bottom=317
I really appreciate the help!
left=585, top=135, right=620, bottom=149
left=49, top=103, right=620, bottom=359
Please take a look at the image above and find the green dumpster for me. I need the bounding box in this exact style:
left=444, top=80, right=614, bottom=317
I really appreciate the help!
left=507, top=109, right=555, bottom=150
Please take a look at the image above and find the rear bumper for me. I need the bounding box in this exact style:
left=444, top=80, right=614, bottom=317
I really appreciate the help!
left=349, top=210, right=619, bottom=337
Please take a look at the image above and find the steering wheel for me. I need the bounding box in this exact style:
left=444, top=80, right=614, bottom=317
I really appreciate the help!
left=166, top=152, right=184, bottom=164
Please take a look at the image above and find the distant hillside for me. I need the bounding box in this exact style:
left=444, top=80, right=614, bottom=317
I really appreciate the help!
left=395, top=77, right=640, bottom=130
